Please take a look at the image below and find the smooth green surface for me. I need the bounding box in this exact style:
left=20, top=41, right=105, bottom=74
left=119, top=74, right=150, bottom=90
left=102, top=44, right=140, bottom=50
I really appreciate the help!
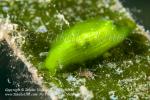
left=45, top=18, right=135, bottom=73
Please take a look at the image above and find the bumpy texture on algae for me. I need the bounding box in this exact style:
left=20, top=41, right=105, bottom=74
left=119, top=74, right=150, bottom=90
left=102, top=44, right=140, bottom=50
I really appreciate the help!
left=44, top=18, right=136, bottom=73
left=1, top=0, right=150, bottom=99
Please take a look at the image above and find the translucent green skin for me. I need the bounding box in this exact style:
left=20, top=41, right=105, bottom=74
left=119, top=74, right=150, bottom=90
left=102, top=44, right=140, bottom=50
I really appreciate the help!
left=44, top=18, right=135, bottom=73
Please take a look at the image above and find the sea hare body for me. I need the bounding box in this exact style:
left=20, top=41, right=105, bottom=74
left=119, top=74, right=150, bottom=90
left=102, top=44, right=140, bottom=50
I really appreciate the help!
left=44, top=18, right=135, bottom=73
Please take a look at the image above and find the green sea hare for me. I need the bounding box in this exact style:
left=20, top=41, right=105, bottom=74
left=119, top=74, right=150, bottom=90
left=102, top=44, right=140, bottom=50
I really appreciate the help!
left=44, top=18, right=136, bottom=73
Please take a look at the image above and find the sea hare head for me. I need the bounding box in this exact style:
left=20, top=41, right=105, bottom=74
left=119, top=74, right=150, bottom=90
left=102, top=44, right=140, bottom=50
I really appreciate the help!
left=44, top=18, right=136, bottom=73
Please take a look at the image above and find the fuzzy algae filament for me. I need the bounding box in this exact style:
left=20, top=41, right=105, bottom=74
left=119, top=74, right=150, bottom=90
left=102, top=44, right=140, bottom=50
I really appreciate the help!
left=44, top=18, right=136, bottom=73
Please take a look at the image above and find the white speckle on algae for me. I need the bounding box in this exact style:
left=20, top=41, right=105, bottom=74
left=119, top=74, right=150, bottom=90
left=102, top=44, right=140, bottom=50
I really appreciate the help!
left=39, top=52, right=48, bottom=58
left=0, top=18, right=17, bottom=41
left=66, top=75, right=76, bottom=82
left=146, top=56, right=150, bottom=64
left=32, top=17, right=41, bottom=24
left=55, top=13, right=69, bottom=26
left=38, top=0, right=52, bottom=3
left=66, top=74, right=86, bottom=87
left=1, top=0, right=150, bottom=99
left=129, top=95, right=139, bottom=100
left=80, top=85, right=94, bottom=100
left=47, top=83, right=65, bottom=100
left=115, top=68, right=123, bottom=75
left=122, top=60, right=134, bottom=68
left=2, top=6, right=9, bottom=12
left=109, top=91, right=118, bottom=100
left=107, top=63, right=117, bottom=69
left=36, top=25, right=48, bottom=33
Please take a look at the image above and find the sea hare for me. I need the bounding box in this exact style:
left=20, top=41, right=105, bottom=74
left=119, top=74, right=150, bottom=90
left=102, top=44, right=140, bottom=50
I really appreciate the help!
left=44, top=18, right=136, bottom=73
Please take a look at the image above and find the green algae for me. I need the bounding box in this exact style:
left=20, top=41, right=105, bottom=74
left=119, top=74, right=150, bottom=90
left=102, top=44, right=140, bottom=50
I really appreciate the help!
left=0, top=0, right=150, bottom=99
